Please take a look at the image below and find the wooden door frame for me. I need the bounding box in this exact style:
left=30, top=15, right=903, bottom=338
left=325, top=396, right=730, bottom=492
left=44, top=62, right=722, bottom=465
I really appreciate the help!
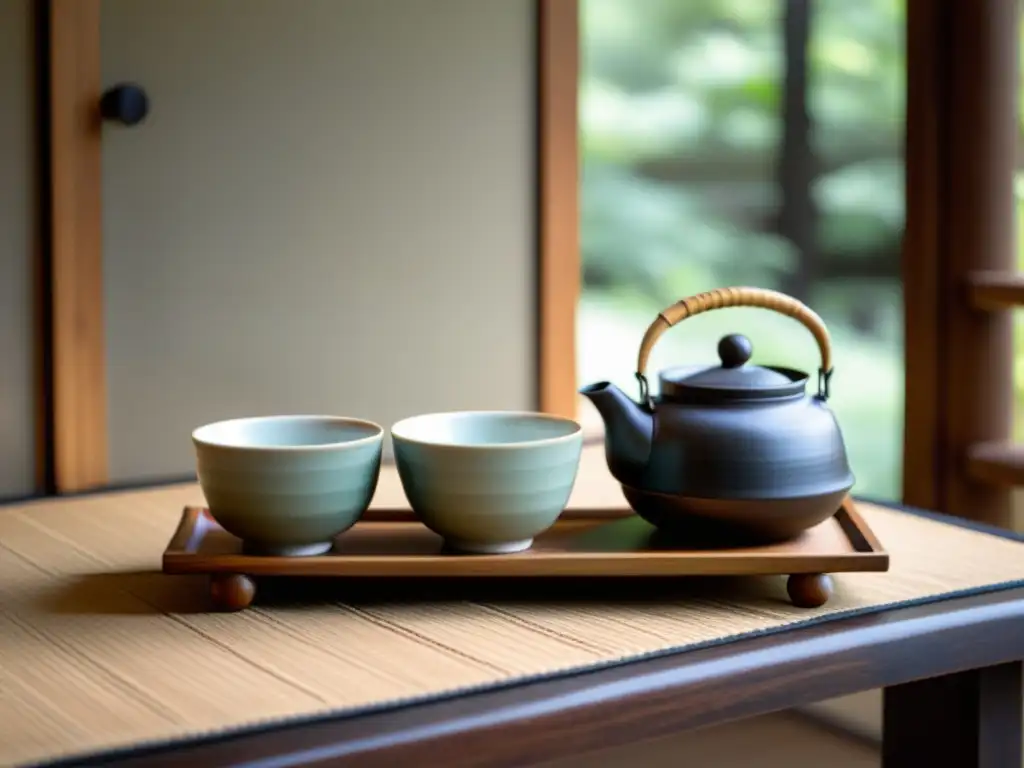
left=44, top=0, right=106, bottom=493
left=42, top=0, right=580, bottom=493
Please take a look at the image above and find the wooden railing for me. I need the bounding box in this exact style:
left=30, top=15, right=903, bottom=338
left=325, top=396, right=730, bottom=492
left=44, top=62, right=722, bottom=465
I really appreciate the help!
left=966, top=271, right=1024, bottom=496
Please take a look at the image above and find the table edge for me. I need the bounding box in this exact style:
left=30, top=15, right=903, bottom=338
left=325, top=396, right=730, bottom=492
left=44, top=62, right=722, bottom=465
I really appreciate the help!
left=37, top=586, right=1024, bottom=768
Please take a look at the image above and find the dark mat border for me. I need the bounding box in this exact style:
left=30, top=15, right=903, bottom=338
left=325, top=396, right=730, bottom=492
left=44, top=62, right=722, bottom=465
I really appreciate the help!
left=24, top=496, right=1024, bottom=768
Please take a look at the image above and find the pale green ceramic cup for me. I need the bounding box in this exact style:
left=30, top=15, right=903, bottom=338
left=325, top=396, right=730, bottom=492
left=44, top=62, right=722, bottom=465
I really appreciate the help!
left=192, top=415, right=384, bottom=556
left=391, top=411, right=584, bottom=554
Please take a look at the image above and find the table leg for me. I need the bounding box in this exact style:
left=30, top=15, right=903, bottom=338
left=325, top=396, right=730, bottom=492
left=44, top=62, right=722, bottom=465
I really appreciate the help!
left=882, top=661, right=1022, bottom=768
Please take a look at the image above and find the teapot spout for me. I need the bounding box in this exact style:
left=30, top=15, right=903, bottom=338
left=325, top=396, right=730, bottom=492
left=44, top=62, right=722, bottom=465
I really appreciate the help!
left=579, top=381, right=653, bottom=487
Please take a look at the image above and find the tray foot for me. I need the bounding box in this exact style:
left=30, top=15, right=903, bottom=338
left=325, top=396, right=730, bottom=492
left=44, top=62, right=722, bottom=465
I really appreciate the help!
left=787, top=573, right=833, bottom=608
left=210, top=574, right=255, bottom=611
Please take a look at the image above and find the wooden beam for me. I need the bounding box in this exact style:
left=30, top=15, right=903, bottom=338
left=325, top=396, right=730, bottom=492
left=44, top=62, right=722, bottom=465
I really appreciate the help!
left=942, top=0, right=1018, bottom=525
left=968, top=271, right=1024, bottom=311
left=967, top=442, right=1024, bottom=488
left=48, top=0, right=107, bottom=492
left=537, top=0, right=579, bottom=420
left=902, top=0, right=943, bottom=511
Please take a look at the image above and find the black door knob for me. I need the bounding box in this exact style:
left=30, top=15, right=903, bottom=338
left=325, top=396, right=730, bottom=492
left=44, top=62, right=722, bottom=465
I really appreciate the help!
left=100, top=83, right=149, bottom=126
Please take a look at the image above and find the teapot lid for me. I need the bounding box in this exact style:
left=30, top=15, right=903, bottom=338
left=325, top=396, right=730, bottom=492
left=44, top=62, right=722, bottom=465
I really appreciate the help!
left=658, top=334, right=807, bottom=404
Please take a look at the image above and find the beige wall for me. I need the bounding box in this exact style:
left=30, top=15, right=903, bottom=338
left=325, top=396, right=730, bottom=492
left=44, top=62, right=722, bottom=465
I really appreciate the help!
left=0, top=0, right=36, bottom=498
left=100, top=0, right=536, bottom=482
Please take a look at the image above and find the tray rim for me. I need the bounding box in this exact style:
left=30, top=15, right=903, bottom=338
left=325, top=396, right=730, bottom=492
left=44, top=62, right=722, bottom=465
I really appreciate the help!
left=161, top=497, right=890, bottom=578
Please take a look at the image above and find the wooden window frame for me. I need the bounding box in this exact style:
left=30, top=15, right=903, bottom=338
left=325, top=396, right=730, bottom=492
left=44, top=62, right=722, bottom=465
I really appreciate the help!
left=903, top=0, right=1021, bottom=526
left=42, top=0, right=580, bottom=493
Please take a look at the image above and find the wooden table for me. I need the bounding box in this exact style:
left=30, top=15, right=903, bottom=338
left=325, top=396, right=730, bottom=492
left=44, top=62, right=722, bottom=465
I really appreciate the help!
left=21, top=515, right=1016, bottom=768
left=8, top=449, right=1024, bottom=768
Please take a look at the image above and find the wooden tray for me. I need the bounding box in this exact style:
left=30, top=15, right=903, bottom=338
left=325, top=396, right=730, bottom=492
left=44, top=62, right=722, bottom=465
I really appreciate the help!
left=162, top=497, right=888, bottom=611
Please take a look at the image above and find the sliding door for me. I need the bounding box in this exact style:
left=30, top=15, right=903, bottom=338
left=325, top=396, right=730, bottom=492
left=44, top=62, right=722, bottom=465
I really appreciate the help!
left=51, top=0, right=544, bottom=488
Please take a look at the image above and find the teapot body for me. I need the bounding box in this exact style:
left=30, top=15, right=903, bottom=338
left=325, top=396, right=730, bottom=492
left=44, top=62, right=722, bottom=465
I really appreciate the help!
left=641, top=393, right=854, bottom=501
left=580, top=287, right=859, bottom=544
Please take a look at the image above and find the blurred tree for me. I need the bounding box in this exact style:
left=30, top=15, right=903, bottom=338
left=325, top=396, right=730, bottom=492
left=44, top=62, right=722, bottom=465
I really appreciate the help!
left=776, top=0, right=816, bottom=303
left=581, top=0, right=905, bottom=330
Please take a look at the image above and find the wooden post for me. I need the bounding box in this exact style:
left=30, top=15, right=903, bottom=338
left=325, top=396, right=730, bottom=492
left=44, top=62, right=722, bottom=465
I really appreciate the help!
left=903, top=0, right=1019, bottom=526
left=537, top=0, right=580, bottom=420
left=47, top=0, right=108, bottom=492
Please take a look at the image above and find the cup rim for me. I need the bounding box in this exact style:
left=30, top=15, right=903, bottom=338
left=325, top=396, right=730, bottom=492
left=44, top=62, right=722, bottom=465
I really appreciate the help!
left=192, top=414, right=384, bottom=452
left=390, top=410, right=582, bottom=450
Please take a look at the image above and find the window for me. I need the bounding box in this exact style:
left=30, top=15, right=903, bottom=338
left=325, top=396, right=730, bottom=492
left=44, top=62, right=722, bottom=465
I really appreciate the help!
left=573, top=0, right=1023, bottom=526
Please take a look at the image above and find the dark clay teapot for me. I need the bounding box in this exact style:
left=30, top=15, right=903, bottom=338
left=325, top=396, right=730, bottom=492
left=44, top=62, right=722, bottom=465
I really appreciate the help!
left=580, top=287, right=854, bottom=544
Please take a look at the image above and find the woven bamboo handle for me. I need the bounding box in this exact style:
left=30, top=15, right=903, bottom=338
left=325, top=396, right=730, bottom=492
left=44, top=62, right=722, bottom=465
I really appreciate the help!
left=636, top=287, right=834, bottom=399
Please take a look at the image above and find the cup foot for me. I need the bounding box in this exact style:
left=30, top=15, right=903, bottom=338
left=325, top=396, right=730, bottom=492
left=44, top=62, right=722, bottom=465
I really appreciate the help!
left=242, top=540, right=333, bottom=557
left=444, top=538, right=534, bottom=555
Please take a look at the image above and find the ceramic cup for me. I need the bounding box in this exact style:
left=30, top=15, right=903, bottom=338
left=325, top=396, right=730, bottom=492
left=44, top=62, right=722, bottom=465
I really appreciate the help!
left=391, top=411, right=583, bottom=554
left=192, top=415, right=384, bottom=556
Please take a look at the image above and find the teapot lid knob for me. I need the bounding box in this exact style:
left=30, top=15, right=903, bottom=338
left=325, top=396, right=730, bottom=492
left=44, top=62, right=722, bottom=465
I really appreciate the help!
left=718, top=334, right=753, bottom=369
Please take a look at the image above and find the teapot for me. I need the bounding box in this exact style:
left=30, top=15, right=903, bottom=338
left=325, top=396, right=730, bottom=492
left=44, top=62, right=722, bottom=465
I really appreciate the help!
left=580, top=287, right=854, bottom=543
